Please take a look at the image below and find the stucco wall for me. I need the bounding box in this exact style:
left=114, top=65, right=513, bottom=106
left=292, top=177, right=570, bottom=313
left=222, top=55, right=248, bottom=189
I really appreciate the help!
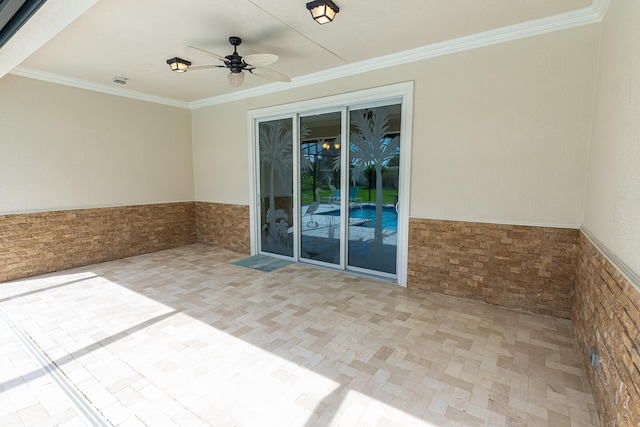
left=192, top=24, right=599, bottom=228
left=0, top=75, right=194, bottom=214
left=583, top=0, right=640, bottom=277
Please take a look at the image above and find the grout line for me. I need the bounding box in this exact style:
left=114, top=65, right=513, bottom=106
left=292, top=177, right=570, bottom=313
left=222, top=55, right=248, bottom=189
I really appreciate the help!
left=0, top=307, right=113, bottom=427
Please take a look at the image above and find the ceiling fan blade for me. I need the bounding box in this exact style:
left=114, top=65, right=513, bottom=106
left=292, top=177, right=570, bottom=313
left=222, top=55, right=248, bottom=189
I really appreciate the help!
left=188, top=65, right=224, bottom=70
left=188, top=46, right=227, bottom=62
left=251, top=67, right=291, bottom=83
left=228, top=71, right=245, bottom=87
left=243, top=53, right=278, bottom=68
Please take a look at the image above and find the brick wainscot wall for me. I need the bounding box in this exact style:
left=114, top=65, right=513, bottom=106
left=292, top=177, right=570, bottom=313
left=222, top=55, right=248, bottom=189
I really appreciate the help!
left=407, top=218, right=578, bottom=318
left=195, top=202, right=250, bottom=255
left=1, top=202, right=196, bottom=283
left=573, top=231, right=640, bottom=426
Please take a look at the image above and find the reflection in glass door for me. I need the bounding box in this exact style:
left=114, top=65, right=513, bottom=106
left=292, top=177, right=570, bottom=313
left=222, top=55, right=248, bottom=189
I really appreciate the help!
left=258, top=118, right=294, bottom=257
left=347, top=105, right=401, bottom=275
left=299, top=112, right=342, bottom=265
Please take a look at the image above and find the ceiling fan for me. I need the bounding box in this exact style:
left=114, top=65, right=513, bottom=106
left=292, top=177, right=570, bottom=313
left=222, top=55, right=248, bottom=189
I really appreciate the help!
left=187, top=36, right=291, bottom=87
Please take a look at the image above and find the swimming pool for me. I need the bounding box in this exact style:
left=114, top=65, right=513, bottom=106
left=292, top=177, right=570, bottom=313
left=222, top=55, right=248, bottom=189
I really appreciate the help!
left=321, top=205, right=397, bottom=232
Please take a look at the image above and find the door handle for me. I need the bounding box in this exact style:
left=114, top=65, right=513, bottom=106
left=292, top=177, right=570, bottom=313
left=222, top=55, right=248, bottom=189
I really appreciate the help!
left=395, top=201, right=399, bottom=214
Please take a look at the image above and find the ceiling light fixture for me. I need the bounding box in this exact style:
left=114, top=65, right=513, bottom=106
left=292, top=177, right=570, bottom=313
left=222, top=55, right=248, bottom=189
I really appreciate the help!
left=166, top=57, right=191, bottom=72
left=319, top=139, right=340, bottom=150
left=306, top=0, right=339, bottom=25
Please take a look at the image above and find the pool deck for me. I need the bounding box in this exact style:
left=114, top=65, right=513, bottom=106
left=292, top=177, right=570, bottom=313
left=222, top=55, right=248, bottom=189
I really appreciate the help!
left=296, top=202, right=398, bottom=246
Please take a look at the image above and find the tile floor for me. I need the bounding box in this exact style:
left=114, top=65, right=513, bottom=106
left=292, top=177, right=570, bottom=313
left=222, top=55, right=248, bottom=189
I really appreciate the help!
left=0, top=244, right=598, bottom=426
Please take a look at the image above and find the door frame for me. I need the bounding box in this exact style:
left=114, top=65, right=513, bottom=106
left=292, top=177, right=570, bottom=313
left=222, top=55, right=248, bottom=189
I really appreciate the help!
left=247, top=82, right=414, bottom=286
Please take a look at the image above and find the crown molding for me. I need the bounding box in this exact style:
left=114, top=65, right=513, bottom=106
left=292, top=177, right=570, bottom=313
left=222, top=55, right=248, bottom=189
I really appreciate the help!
left=9, top=67, right=190, bottom=109
left=190, top=1, right=609, bottom=109
left=10, top=1, right=610, bottom=110
left=592, top=0, right=612, bottom=18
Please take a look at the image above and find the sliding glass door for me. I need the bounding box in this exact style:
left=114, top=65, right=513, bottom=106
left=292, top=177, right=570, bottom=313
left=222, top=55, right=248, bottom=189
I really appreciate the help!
left=299, top=111, right=343, bottom=266
left=251, top=83, right=412, bottom=284
left=346, top=104, right=401, bottom=275
left=258, top=118, right=294, bottom=257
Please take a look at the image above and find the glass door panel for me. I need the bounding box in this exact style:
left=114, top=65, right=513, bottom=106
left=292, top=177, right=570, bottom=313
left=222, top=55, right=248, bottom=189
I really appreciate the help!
left=347, top=104, right=401, bottom=275
left=258, top=118, right=294, bottom=257
left=299, top=112, right=342, bottom=265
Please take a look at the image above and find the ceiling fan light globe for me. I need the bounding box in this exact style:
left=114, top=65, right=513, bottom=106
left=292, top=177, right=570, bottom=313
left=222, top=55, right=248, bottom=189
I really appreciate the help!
left=228, top=71, right=245, bottom=87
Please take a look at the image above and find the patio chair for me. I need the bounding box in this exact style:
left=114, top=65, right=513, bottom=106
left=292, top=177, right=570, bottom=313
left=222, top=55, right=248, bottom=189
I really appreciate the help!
left=324, top=188, right=361, bottom=207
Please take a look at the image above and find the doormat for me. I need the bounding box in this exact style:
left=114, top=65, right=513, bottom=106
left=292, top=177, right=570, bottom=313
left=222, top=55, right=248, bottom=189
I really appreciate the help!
left=231, top=255, right=292, bottom=273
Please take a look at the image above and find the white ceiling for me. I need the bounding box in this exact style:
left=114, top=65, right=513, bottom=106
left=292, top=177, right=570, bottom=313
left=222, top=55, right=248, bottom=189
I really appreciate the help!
left=4, top=0, right=598, bottom=105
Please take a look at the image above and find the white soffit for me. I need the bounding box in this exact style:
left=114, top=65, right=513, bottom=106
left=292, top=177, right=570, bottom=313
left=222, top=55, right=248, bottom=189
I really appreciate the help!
left=9, top=0, right=611, bottom=110
left=0, top=0, right=98, bottom=77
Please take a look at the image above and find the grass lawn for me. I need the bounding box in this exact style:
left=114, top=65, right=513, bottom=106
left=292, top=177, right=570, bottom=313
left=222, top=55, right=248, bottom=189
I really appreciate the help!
left=300, top=187, right=398, bottom=206
left=357, top=187, right=399, bottom=204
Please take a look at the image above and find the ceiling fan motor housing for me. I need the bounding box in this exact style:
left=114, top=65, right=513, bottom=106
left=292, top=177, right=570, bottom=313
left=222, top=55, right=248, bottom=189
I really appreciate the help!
left=227, top=36, right=246, bottom=73
left=226, top=54, right=245, bottom=73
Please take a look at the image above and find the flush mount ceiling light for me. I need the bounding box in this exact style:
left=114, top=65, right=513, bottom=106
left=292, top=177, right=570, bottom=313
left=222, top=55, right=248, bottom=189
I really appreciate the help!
left=166, top=57, right=191, bottom=72
left=306, top=0, right=339, bottom=25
